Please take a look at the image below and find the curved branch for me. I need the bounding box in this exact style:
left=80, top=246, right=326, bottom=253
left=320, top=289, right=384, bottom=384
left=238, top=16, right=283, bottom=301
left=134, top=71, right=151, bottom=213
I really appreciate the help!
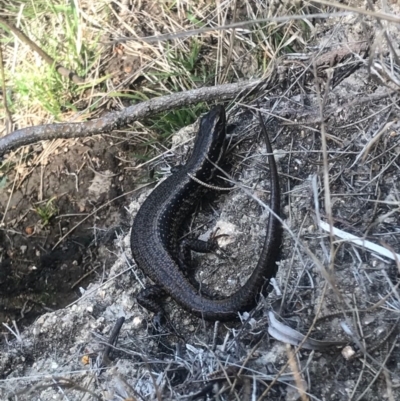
left=0, top=79, right=265, bottom=159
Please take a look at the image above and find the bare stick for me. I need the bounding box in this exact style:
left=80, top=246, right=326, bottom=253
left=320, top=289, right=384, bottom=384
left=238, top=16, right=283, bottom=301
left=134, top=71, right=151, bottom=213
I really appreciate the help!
left=0, top=79, right=264, bottom=159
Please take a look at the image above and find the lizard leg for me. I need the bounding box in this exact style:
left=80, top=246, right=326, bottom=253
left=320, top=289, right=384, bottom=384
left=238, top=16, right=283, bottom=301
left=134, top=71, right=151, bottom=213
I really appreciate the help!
left=176, top=237, right=221, bottom=298
left=137, top=284, right=166, bottom=314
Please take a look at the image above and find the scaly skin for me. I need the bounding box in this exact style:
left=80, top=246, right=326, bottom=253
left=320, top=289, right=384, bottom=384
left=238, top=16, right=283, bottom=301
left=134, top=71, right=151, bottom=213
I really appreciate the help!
left=130, top=105, right=281, bottom=321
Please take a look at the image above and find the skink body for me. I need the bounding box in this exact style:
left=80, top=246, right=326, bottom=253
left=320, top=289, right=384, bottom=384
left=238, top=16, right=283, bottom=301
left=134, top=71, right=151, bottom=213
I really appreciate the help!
left=130, top=105, right=281, bottom=321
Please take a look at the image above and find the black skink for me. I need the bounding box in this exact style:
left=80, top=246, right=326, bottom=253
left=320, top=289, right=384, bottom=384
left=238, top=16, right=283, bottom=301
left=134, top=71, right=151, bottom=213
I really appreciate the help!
left=130, top=105, right=281, bottom=321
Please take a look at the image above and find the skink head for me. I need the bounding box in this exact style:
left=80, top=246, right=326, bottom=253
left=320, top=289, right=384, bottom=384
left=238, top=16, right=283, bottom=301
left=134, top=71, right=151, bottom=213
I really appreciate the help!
left=192, top=105, right=227, bottom=166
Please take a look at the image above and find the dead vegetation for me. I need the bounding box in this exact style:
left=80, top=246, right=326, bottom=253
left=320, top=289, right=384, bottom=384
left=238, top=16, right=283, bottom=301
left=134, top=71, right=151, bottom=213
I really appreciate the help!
left=1, top=1, right=400, bottom=400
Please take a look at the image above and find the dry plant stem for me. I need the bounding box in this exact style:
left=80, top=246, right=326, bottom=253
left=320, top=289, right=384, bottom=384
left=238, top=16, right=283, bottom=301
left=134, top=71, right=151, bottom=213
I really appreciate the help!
left=313, top=62, right=334, bottom=262
left=350, top=357, right=367, bottom=400
left=0, top=17, right=84, bottom=83
left=354, top=337, right=398, bottom=401
left=143, top=358, right=163, bottom=401
left=111, top=371, right=143, bottom=401
left=313, top=0, right=400, bottom=23
left=0, top=79, right=263, bottom=158
left=286, top=344, right=309, bottom=401
left=228, top=338, right=264, bottom=397
left=7, top=377, right=101, bottom=400
left=354, top=318, right=400, bottom=359
left=0, top=45, right=12, bottom=134
left=71, top=263, right=101, bottom=289
left=221, top=0, right=238, bottom=82
left=66, top=265, right=133, bottom=309
left=257, top=282, right=330, bottom=401
left=0, top=151, right=23, bottom=225
left=383, top=369, right=396, bottom=401
left=52, top=184, right=153, bottom=250
left=106, top=10, right=400, bottom=45
left=365, top=0, right=400, bottom=67
left=280, top=212, right=309, bottom=311
left=315, top=279, right=400, bottom=318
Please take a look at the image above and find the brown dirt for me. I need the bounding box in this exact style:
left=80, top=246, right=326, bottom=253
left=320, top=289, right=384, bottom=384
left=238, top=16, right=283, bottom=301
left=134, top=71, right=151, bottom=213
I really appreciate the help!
left=0, top=136, right=137, bottom=328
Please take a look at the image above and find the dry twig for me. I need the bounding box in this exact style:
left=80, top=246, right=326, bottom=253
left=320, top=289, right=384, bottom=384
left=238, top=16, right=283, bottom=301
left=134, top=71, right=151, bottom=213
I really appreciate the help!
left=0, top=79, right=265, bottom=158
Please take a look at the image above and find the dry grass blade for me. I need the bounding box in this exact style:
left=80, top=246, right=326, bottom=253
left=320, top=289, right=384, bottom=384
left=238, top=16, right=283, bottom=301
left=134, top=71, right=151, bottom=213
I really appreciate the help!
left=106, top=11, right=399, bottom=45
left=314, top=0, right=400, bottom=22
left=286, top=344, right=309, bottom=401
left=0, top=17, right=84, bottom=83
